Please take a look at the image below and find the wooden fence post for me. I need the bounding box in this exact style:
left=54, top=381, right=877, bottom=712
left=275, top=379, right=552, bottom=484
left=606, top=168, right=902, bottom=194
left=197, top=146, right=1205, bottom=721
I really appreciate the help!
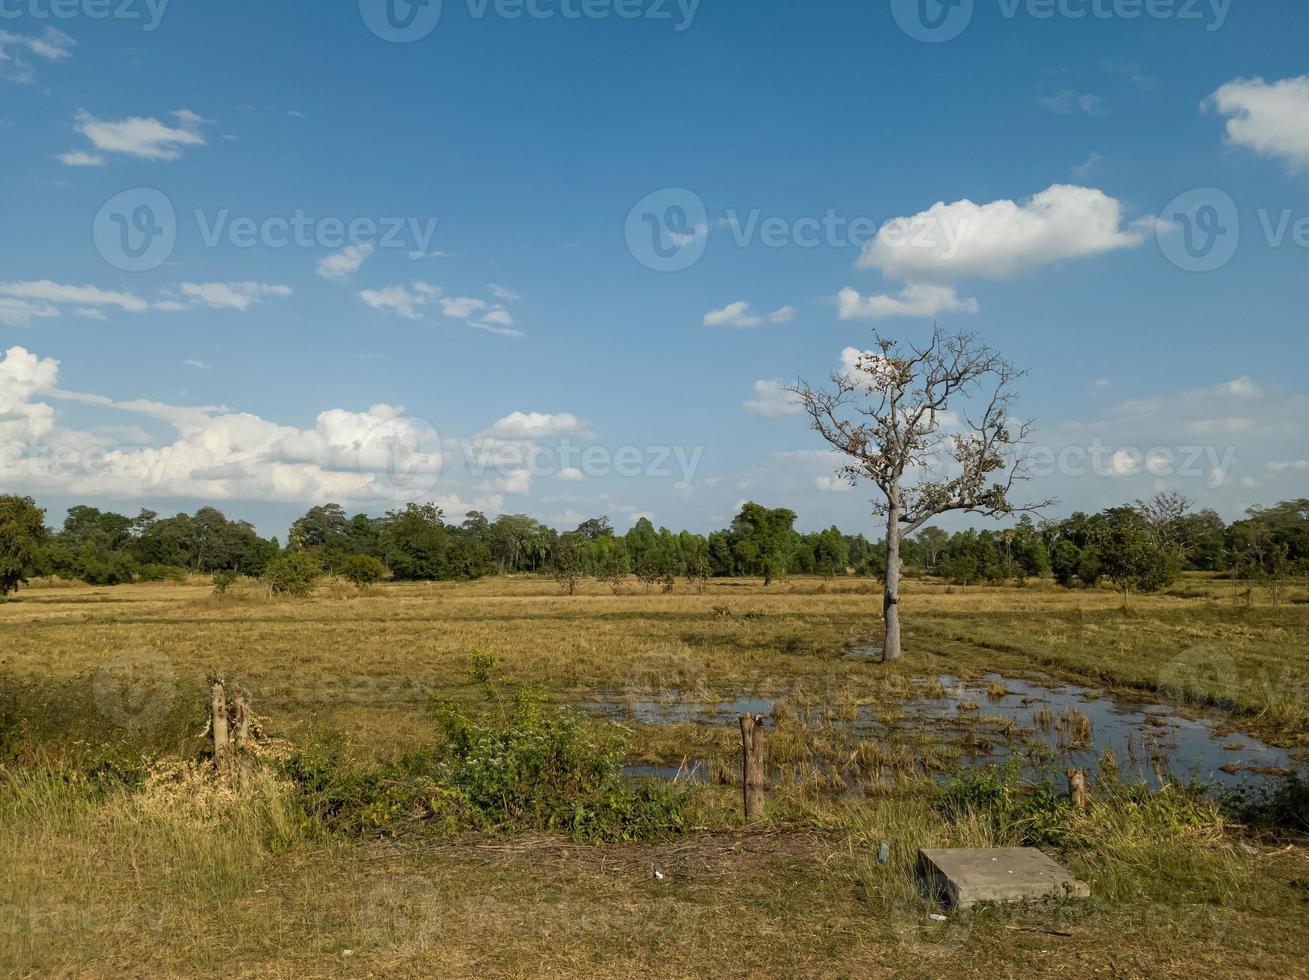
left=232, top=689, right=251, bottom=752
left=1066, top=769, right=1088, bottom=811
left=211, top=681, right=229, bottom=766
left=740, top=713, right=766, bottom=822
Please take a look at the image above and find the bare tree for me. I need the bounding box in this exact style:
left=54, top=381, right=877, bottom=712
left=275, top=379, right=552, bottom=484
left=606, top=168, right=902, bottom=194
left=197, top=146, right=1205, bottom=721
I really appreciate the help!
left=790, top=327, right=1050, bottom=662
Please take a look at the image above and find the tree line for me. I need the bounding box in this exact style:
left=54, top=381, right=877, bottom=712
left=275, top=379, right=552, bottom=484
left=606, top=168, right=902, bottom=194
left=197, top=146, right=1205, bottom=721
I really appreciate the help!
left=1, top=491, right=1306, bottom=599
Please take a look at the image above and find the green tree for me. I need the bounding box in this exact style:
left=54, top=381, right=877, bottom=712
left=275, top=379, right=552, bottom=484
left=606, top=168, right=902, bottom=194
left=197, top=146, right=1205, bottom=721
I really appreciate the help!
left=0, top=496, right=47, bottom=598
left=729, top=502, right=798, bottom=585
left=1098, top=515, right=1178, bottom=608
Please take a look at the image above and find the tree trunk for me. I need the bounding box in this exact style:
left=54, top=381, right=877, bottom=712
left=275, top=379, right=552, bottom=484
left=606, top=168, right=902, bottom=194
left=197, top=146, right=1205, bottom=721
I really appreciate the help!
left=739, top=714, right=766, bottom=822
left=882, top=503, right=903, bottom=663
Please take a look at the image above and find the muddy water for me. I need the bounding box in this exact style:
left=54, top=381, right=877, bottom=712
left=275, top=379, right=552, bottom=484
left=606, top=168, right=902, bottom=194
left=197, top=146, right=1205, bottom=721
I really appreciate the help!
left=581, top=673, right=1301, bottom=790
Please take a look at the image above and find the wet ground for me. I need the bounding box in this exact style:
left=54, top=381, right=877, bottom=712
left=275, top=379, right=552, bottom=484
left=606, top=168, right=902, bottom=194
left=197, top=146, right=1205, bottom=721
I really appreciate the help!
left=578, top=671, right=1302, bottom=791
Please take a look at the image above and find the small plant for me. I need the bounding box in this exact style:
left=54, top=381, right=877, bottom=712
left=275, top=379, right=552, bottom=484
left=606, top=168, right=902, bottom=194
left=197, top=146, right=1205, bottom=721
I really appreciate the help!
left=212, top=569, right=239, bottom=595
left=466, top=650, right=497, bottom=685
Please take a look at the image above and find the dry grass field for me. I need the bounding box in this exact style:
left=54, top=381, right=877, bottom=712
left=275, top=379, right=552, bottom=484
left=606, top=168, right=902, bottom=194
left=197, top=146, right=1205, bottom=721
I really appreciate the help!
left=2, top=573, right=1307, bottom=977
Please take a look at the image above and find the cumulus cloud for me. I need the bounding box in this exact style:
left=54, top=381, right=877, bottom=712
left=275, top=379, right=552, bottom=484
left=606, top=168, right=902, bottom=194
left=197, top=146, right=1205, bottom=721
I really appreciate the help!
left=482, top=411, right=589, bottom=440
left=703, top=301, right=795, bottom=328
left=842, top=184, right=1146, bottom=318
left=0, top=345, right=459, bottom=505
left=837, top=284, right=978, bottom=320
left=62, top=108, right=208, bottom=165
left=743, top=379, right=802, bottom=417
left=316, top=244, right=374, bottom=281
left=1207, top=76, right=1309, bottom=170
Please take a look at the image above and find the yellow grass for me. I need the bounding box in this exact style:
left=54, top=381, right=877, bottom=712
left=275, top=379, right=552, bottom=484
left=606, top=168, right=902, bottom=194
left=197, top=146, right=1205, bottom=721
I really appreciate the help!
left=1, top=573, right=1306, bottom=976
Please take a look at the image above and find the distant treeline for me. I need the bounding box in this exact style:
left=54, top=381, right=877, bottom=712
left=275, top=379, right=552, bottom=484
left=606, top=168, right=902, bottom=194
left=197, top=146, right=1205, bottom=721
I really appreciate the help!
left=5, top=493, right=1309, bottom=591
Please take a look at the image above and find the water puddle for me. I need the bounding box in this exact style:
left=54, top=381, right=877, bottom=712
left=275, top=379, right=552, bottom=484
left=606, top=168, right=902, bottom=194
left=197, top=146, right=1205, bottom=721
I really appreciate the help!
left=898, top=674, right=1299, bottom=789
left=579, top=673, right=1301, bottom=791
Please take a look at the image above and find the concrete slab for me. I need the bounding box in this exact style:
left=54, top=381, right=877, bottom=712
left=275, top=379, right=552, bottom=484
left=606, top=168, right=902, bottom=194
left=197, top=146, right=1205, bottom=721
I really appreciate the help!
left=917, top=848, right=1091, bottom=908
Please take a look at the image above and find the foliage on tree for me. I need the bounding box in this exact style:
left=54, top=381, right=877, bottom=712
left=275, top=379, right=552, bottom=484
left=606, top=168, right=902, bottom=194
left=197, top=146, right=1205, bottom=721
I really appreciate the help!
left=261, top=551, right=323, bottom=597
left=340, top=554, right=387, bottom=590
left=0, top=495, right=47, bottom=598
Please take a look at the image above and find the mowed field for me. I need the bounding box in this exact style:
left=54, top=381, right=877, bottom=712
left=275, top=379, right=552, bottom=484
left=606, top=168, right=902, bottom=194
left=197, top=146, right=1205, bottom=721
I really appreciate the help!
left=2, top=574, right=1308, bottom=977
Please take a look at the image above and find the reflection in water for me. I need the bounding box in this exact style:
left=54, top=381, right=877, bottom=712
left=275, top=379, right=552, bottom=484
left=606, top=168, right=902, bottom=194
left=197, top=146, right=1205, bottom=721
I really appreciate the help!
left=580, top=672, right=1301, bottom=792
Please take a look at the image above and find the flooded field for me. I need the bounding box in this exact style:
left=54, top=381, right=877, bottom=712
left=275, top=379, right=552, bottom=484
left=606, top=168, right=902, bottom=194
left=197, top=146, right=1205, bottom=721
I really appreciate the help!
left=581, top=671, right=1302, bottom=791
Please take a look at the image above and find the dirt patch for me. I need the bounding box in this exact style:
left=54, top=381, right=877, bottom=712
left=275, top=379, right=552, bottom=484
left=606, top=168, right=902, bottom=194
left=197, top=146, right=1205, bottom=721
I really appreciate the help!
left=369, top=828, right=833, bottom=882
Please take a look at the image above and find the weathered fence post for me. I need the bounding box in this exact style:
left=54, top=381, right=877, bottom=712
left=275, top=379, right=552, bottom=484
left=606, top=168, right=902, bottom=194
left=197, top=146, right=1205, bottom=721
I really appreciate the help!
left=232, top=688, right=251, bottom=751
left=211, top=681, right=229, bottom=766
left=1066, top=769, right=1088, bottom=811
left=739, top=713, right=766, bottom=822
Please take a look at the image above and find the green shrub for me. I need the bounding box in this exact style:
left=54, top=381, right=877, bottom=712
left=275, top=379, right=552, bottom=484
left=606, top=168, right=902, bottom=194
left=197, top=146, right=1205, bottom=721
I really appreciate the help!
left=261, top=551, right=322, bottom=597
left=339, top=554, right=387, bottom=590
left=211, top=569, right=240, bottom=595
left=284, top=686, right=687, bottom=843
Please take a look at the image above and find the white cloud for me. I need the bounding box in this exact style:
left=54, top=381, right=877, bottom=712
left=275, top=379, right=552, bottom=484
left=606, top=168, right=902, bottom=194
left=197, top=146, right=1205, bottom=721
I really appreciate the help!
left=1037, top=91, right=1106, bottom=116
left=488, top=283, right=520, bottom=301
left=1207, top=76, right=1309, bottom=170
left=1265, top=459, right=1309, bottom=473
left=743, top=379, right=802, bottom=418
left=480, top=306, right=514, bottom=326
left=0, top=346, right=455, bottom=505
left=704, top=301, right=795, bottom=328
left=0, top=280, right=149, bottom=313
left=183, top=359, right=212, bottom=370
left=483, top=411, right=589, bottom=440
left=440, top=296, right=487, bottom=319
left=1071, top=152, right=1103, bottom=180
left=358, top=282, right=441, bottom=320
left=837, top=284, right=979, bottom=320
left=557, top=467, right=584, bottom=481
left=0, top=27, right=73, bottom=83
left=64, top=108, right=208, bottom=163
left=0, top=299, right=60, bottom=327
left=844, top=184, right=1146, bottom=317
left=814, top=475, right=852, bottom=493
left=177, top=282, right=292, bottom=311
left=316, top=244, right=374, bottom=281
left=408, top=249, right=453, bottom=259
left=56, top=150, right=105, bottom=167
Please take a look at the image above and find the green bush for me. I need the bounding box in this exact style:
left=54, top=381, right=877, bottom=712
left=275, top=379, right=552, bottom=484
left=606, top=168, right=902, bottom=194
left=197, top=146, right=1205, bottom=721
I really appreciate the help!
left=211, top=569, right=240, bottom=595
left=261, top=551, right=322, bottom=597
left=285, top=685, right=687, bottom=842
left=339, top=554, right=386, bottom=590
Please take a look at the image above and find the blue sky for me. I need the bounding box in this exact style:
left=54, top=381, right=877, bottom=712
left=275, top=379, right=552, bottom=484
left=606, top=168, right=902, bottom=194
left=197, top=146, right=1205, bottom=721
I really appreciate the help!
left=0, top=0, right=1306, bottom=539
